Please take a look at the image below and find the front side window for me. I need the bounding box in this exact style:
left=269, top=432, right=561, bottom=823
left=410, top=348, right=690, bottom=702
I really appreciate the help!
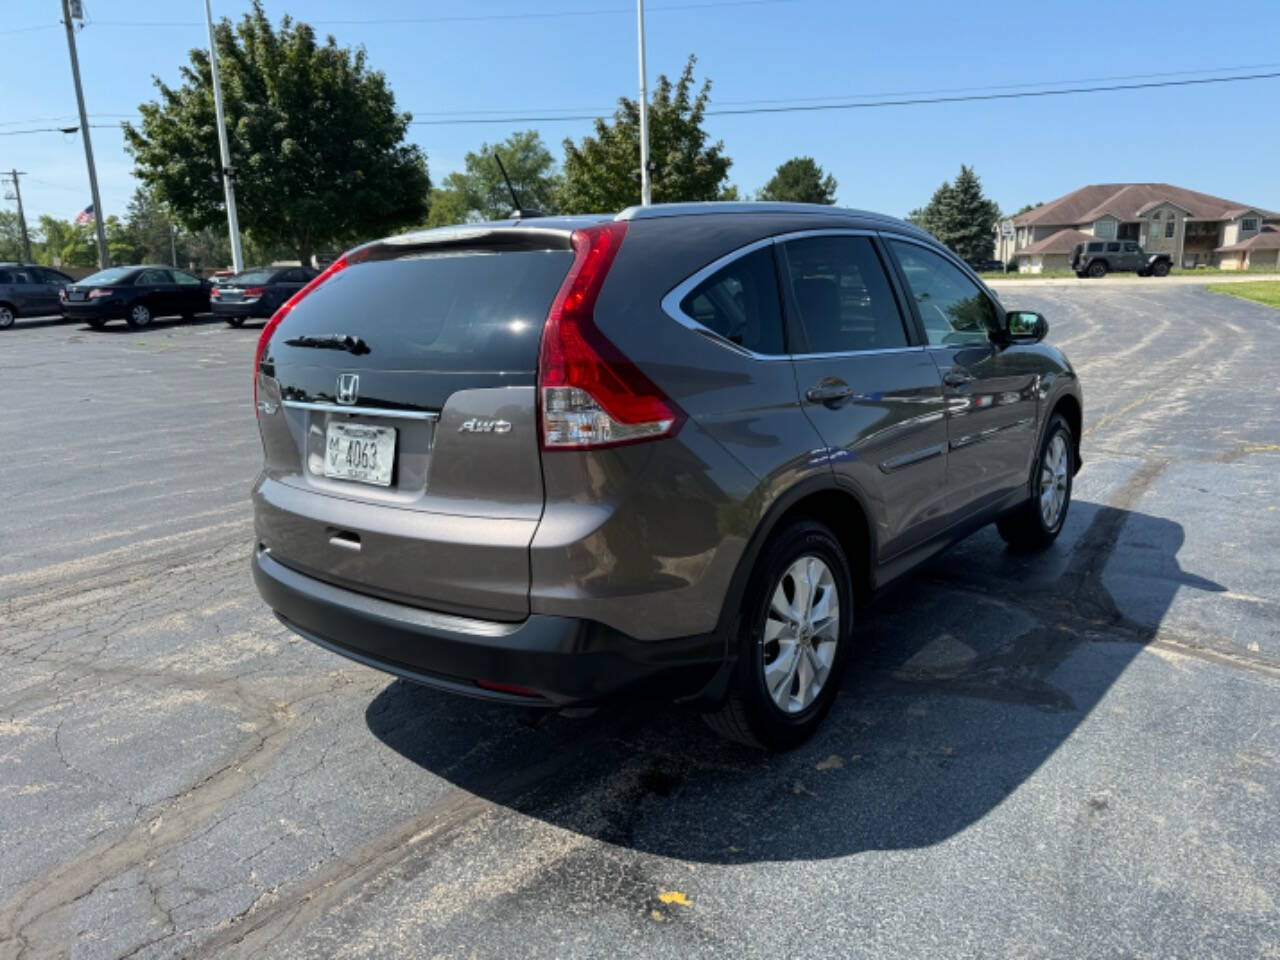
left=781, top=236, right=907, bottom=353
left=678, top=246, right=785, bottom=355
left=888, top=240, right=999, bottom=347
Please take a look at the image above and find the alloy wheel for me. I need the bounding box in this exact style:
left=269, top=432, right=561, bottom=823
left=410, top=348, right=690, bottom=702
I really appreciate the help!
left=0, top=306, right=13, bottom=329
left=1039, top=432, right=1069, bottom=529
left=761, top=555, right=840, bottom=714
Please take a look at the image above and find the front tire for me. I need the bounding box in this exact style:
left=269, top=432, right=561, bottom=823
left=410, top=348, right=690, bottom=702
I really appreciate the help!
left=997, top=413, right=1074, bottom=551
left=704, top=519, right=854, bottom=750
left=126, top=303, right=153, bottom=329
left=1087, top=261, right=1107, bottom=278
left=0, top=304, right=14, bottom=330
left=1151, top=260, right=1170, bottom=277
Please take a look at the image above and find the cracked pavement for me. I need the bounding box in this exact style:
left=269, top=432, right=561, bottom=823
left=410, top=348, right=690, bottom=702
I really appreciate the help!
left=0, top=286, right=1277, bottom=959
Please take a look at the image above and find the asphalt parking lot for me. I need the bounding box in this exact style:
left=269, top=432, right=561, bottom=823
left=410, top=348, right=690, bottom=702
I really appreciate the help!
left=1, top=284, right=1278, bottom=959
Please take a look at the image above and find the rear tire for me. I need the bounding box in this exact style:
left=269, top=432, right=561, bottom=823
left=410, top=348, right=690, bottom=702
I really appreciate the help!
left=126, top=303, right=153, bottom=329
left=1087, top=261, right=1107, bottom=278
left=86, top=318, right=107, bottom=329
left=703, top=519, right=854, bottom=750
left=997, top=413, right=1074, bottom=552
left=225, top=317, right=245, bottom=328
left=1151, top=260, right=1170, bottom=277
left=0, top=304, right=14, bottom=329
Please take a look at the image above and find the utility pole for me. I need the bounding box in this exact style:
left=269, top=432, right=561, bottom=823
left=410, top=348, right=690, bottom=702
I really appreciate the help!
left=170, top=223, right=178, bottom=267
left=60, top=0, right=109, bottom=268
left=204, top=0, right=244, bottom=273
left=636, top=0, right=652, bottom=207
left=3, top=170, right=32, bottom=262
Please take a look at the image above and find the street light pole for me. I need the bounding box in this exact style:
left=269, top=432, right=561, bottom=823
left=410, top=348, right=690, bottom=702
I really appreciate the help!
left=204, top=0, right=244, bottom=273
left=60, top=0, right=109, bottom=268
left=636, top=0, right=652, bottom=207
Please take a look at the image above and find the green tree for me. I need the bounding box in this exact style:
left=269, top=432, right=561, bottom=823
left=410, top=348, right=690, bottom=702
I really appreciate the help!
left=0, top=210, right=29, bottom=261
left=427, top=130, right=561, bottom=227
left=124, top=1, right=429, bottom=266
left=907, top=165, right=1000, bottom=261
left=34, top=216, right=97, bottom=267
left=757, top=156, right=837, bottom=204
left=558, top=55, right=732, bottom=213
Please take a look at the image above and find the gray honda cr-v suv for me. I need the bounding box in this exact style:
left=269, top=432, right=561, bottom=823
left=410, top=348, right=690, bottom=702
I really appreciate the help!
left=252, top=202, right=1082, bottom=749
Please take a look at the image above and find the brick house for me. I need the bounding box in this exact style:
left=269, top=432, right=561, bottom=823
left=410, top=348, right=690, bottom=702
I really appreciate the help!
left=994, top=183, right=1280, bottom=272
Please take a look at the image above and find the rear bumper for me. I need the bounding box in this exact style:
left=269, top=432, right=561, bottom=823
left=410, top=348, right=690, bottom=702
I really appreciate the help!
left=252, top=547, right=722, bottom=706
left=212, top=300, right=268, bottom=319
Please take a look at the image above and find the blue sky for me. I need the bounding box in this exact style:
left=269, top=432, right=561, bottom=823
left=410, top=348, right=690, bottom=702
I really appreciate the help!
left=4, top=0, right=1279, bottom=226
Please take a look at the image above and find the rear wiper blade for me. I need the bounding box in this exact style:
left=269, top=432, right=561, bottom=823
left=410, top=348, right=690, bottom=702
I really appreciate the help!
left=282, top=334, right=370, bottom=355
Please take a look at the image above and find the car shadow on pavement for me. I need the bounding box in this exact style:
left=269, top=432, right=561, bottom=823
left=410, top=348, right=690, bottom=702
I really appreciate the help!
left=365, top=500, right=1224, bottom=864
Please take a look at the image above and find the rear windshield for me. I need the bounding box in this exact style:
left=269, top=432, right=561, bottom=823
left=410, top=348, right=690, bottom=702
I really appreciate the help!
left=279, top=249, right=574, bottom=372
left=233, top=270, right=275, bottom=285
left=79, top=267, right=135, bottom=285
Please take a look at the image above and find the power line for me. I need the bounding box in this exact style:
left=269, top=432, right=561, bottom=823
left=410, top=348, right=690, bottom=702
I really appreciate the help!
left=403, top=70, right=1280, bottom=125
left=4, top=68, right=1279, bottom=137
left=7, top=0, right=798, bottom=31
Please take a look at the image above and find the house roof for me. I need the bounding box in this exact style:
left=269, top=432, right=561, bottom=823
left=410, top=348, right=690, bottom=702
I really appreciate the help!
left=1012, top=228, right=1095, bottom=257
left=1216, top=225, right=1280, bottom=252
left=1014, top=183, right=1279, bottom=226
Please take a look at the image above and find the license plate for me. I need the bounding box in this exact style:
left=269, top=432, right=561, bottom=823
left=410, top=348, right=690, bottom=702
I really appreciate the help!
left=324, top=422, right=396, bottom=487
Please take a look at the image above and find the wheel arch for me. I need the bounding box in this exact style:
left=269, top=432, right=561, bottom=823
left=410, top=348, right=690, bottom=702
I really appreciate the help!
left=1048, top=392, right=1083, bottom=474
left=695, top=476, right=876, bottom=706
left=0, top=300, right=17, bottom=318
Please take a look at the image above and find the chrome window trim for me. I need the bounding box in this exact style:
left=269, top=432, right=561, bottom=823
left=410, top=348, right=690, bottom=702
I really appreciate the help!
left=661, top=227, right=929, bottom=362
left=282, top=400, right=440, bottom=421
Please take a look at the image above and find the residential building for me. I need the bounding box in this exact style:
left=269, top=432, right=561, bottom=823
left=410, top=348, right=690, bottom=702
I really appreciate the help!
left=994, top=183, right=1280, bottom=272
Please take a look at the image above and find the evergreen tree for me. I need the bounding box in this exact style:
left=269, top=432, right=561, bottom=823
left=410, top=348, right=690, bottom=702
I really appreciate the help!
left=907, top=165, right=1000, bottom=261
left=758, top=157, right=837, bottom=204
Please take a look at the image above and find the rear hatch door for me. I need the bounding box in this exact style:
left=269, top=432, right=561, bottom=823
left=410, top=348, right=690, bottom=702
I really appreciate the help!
left=255, top=229, right=576, bottom=619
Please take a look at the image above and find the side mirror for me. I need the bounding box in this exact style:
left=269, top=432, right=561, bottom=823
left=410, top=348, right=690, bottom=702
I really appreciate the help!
left=1005, top=310, right=1048, bottom=343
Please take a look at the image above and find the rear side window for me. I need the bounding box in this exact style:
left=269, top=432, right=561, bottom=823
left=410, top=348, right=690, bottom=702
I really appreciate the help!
left=0, top=271, right=11, bottom=284
left=172, top=270, right=202, bottom=285
left=678, top=246, right=784, bottom=355
left=280, top=249, right=574, bottom=372
left=136, top=269, right=170, bottom=285
left=782, top=236, right=907, bottom=353
left=1106, top=242, right=1121, bottom=253
left=1123, top=242, right=1139, bottom=252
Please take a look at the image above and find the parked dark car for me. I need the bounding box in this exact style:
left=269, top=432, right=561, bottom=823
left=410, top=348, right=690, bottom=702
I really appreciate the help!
left=61, top=265, right=212, bottom=329
left=211, top=266, right=318, bottom=326
left=1071, top=240, right=1172, bottom=278
left=251, top=202, right=1083, bottom=750
left=965, top=257, right=1004, bottom=273
left=0, top=263, right=74, bottom=329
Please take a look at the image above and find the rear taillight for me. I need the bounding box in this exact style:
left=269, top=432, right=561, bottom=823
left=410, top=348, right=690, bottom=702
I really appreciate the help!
left=87, top=288, right=113, bottom=299
left=537, top=222, right=683, bottom=449
left=254, top=256, right=349, bottom=409
left=209, top=286, right=221, bottom=299
left=243, top=287, right=266, bottom=298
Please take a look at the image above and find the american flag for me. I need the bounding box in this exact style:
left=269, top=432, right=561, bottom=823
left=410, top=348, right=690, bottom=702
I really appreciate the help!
left=74, top=203, right=95, bottom=226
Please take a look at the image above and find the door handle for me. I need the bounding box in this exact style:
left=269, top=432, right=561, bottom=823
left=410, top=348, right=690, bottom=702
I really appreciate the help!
left=943, top=370, right=975, bottom=388
left=805, top=381, right=854, bottom=406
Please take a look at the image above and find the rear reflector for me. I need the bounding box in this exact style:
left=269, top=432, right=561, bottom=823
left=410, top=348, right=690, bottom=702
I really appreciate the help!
left=475, top=679, right=542, bottom=698
left=254, top=255, right=349, bottom=408
left=537, top=222, right=683, bottom=449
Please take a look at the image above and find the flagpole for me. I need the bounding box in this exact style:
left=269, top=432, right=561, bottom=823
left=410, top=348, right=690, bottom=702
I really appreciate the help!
left=205, top=0, right=244, bottom=273
left=61, top=0, right=109, bottom=268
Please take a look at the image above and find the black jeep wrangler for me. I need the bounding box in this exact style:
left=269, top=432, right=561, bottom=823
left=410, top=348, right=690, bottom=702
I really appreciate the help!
left=1072, top=240, right=1172, bottom=278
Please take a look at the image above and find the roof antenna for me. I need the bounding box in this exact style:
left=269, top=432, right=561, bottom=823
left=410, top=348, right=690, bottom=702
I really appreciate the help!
left=494, top=152, right=543, bottom=220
